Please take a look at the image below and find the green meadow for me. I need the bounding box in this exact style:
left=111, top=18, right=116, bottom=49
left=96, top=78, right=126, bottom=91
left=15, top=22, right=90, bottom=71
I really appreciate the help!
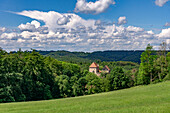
left=1, top=81, right=170, bottom=113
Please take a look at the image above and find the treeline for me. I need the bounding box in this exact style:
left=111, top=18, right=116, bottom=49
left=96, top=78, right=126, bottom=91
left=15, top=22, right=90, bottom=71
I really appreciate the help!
left=136, top=43, right=170, bottom=85
left=0, top=49, right=133, bottom=103
left=39, top=50, right=144, bottom=63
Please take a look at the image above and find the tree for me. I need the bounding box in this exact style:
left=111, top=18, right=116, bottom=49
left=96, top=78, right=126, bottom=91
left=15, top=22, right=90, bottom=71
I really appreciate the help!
left=107, top=67, right=129, bottom=90
left=100, top=78, right=110, bottom=92
left=156, top=42, right=169, bottom=81
left=77, top=77, right=87, bottom=95
left=85, top=72, right=102, bottom=94
left=137, top=44, right=157, bottom=85
left=0, top=73, right=26, bottom=103
left=56, top=75, right=71, bottom=97
left=163, top=52, right=170, bottom=80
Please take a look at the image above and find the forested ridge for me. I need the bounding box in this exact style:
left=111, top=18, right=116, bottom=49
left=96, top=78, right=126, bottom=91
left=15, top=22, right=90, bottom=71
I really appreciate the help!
left=38, top=50, right=144, bottom=63
left=0, top=43, right=169, bottom=103
left=38, top=50, right=170, bottom=63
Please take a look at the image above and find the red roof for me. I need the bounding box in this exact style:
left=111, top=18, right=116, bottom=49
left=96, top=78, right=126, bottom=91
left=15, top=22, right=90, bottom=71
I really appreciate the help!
left=105, top=65, right=110, bottom=71
left=89, top=62, right=99, bottom=68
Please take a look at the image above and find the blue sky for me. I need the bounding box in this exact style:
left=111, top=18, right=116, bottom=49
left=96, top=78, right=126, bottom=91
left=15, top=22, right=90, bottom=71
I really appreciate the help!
left=0, top=0, right=169, bottom=29
left=0, top=0, right=169, bottom=51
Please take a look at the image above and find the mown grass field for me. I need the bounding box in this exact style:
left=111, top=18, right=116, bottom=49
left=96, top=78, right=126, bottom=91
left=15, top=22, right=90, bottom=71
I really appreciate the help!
left=1, top=81, right=170, bottom=113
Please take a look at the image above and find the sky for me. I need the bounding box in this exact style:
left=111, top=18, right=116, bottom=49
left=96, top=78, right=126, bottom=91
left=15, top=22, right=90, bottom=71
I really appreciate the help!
left=0, top=0, right=169, bottom=52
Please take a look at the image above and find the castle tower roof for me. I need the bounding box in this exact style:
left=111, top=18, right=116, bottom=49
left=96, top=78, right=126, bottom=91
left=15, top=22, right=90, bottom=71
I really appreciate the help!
left=89, top=62, right=99, bottom=68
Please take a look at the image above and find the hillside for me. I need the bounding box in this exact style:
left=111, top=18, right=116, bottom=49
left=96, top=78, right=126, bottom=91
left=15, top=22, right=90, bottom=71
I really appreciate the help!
left=38, top=50, right=144, bottom=63
left=1, top=81, right=170, bottom=113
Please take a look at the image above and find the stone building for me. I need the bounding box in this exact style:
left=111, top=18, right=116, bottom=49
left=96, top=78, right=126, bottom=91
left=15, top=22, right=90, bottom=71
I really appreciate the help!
left=89, top=62, right=100, bottom=76
left=102, top=65, right=110, bottom=73
left=89, top=62, right=110, bottom=76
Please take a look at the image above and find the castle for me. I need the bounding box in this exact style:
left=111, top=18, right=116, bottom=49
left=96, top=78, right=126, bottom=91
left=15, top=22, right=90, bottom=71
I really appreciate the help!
left=89, top=62, right=110, bottom=76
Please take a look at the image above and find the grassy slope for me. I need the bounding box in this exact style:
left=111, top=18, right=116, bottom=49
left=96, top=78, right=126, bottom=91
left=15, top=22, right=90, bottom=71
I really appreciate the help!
left=1, top=81, right=170, bottom=113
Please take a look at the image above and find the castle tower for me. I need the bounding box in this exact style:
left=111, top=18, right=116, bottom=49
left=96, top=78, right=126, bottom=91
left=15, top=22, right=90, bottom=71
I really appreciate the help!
left=89, top=62, right=99, bottom=75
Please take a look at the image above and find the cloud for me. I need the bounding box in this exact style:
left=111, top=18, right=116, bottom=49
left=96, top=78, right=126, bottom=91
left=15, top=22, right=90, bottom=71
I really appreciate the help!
left=18, top=20, right=49, bottom=34
left=1, top=32, right=21, bottom=40
left=166, top=39, right=170, bottom=44
left=30, top=20, right=41, bottom=28
left=95, top=20, right=102, bottom=25
left=118, top=16, right=127, bottom=25
left=57, top=16, right=70, bottom=25
left=126, top=26, right=144, bottom=32
left=18, top=20, right=40, bottom=32
left=16, top=10, right=96, bottom=31
left=1, top=10, right=169, bottom=51
left=74, top=0, right=115, bottom=14
left=147, top=30, right=154, bottom=35
left=157, top=28, right=170, bottom=38
left=164, top=22, right=170, bottom=27
left=0, top=27, right=7, bottom=32
left=155, top=0, right=169, bottom=7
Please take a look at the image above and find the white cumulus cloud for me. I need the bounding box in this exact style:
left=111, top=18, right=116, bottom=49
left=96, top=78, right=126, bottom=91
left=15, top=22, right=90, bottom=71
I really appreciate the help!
left=0, top=27, right=7, bottom=32
left=0, top=10, right=169, bottom=51
left=16, top=10, right=96, bottom=31
left=158, top=28, right=170, bottom=38
left=1, top=32, right=20, bottom=40
left=155, top=0, right=169, bottom=7
left=18, top=20, right=40, bottom=32
left=74, top=0, right=115, bottom=14
left=118, top=16, right=127, bottom=25
left=126, top=26, right=144, bottom=32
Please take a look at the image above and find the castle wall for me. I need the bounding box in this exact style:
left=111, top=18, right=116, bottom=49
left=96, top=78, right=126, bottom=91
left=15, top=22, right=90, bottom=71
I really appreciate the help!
left=89, top=67, right=97, bottom=74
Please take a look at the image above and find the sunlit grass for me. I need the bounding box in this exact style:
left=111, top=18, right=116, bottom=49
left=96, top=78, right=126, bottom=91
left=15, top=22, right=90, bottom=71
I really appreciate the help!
left=1, top=81, right=170, bottom=113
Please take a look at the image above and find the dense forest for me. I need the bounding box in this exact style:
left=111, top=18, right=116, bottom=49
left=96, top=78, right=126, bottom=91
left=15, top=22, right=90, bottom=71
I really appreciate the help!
left=38, top=50, right=145, bottom=63
left=0, top=42, right=169, bottom=103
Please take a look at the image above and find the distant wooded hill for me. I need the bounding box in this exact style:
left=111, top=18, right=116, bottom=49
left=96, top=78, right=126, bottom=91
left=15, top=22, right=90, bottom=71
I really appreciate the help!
left=37, top=50, right=145, bottom=63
